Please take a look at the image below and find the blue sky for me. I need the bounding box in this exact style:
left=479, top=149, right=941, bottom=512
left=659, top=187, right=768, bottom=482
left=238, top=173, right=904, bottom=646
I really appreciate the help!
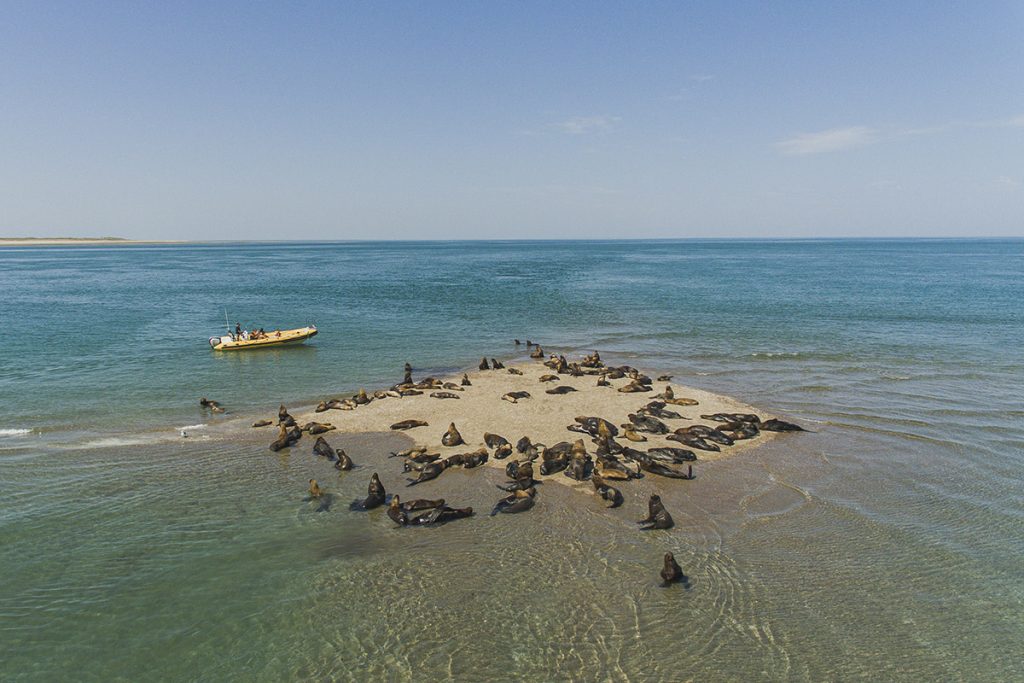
left=1, top=1, right=1022, bottom=239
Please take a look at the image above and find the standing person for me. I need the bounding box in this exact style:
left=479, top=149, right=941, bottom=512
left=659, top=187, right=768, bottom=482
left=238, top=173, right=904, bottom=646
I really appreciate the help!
left=235, top=322, right=242, bottom=340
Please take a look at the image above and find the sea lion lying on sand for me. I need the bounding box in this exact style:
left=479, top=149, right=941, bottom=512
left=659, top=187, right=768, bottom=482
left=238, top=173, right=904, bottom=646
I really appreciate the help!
left=441, top=423, right=464, bottom=447
left=545, top=385, right=578, bottom=395
left=303, top=422, right=335, bottom=434
left=484, top=433, right=510, bottom=449
left=390, top=419, right=428, bottom=430
left=252, top=419, right=273, bottom=428
left=430, top=391, right=460, bottom=399
left=502, top=391, right=531, bottom=403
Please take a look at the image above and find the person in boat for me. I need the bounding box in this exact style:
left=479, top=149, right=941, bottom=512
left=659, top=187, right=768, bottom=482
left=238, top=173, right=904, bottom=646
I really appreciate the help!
left=235, top=322, right=242, bottom=340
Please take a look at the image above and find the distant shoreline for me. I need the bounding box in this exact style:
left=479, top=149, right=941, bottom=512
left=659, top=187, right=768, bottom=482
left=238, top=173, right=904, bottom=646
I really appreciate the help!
left=0, top=237, right=183, bottom=246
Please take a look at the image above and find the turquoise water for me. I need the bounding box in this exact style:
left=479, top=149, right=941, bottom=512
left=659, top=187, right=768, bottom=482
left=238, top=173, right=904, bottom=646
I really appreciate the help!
left=1, top=240, right=1022, bottom=680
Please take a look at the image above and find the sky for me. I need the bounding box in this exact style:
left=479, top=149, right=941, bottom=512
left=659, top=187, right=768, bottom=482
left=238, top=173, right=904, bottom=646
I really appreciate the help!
left=1, top=1, right=1023, bottom=240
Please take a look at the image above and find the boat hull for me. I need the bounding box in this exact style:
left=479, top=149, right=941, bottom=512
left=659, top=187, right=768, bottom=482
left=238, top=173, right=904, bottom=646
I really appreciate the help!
left=210, top=326, right=317, bottom=351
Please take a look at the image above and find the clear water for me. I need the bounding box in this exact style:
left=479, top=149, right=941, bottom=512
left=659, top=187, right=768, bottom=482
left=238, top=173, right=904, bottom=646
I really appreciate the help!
left=1, top=240, right=1022, bottom=680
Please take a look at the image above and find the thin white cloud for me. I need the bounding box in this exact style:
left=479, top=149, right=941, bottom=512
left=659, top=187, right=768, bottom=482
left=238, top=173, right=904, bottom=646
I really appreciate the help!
left=1004, top=115, right=1024, bottom=127
left=996, top=175, right=1020, bottom=187
left=690, top=74, right=715, bottom=83
left=776, top=126, right=879, bottom=155
left=552, top=115, right=621, bottom=135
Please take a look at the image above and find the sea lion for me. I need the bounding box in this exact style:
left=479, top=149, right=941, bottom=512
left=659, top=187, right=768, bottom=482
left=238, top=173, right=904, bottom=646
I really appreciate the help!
left=354, top=388, right=371, bottom=405
left=664, top=396, right=700, bottom=407
left=461, top=374, right=472, bottom=386
left=564, top=455, right=591, bottom=481
left=490, top=488, right=536, bottom=515
left=278, top=404, right=291, bottom=423
left=252, top=419, right=273, bottom=428
left=507, top=367, right=523, bottom=375
left=514, top=339, right=521, bottom=345
left=494, top=443, right=513, bottom=459
left=269, top=424, right=302, bottom=452
left=442, top=382, right=464, bottom=391
left=638, top=459, right=693, bottom=479
left=642, top=401, right=684, bottom=420
left=667, top=432, right=720, bottom=452
left=540, top=447, right=569, bottom=475
left=399, top=389, right=423, bottom=397
left=430, top=391, right=461, bottom=400
left=627, top=414, right=669, bottom=434
left=491, top=358, right=505, bottom=369
left=647, top=447, right=697, bottom=463
left=387, top=496, right=408, bottom=525
left=591, top=474, right=624, bottom=508
left=594, top=457, right=636, bottom=481
left=403, top=362, right=413, bottom=385
left=525, top=340, right=533, bottom=346
left=623, top=426, right=647, bottom=442
left=405, top=506, right=474, bottom=525
left=618, top=381, right=652, bottom=393
left=760, top=418, right=805, bottom=432
left=308, top=479, right=323, bottom=498
left=304, top=422, right=335, bottom=434
left=405, top=452, right=441, bottom=464
left=539, top=374, right=559, bottom=382
left=461, top=447, right=489, bottom=468
left=315, top=401, right=329, bottom=413
left=574, top=416, right=619, bottom=438
left=199, top=397, right=225, bottom=413
left=502, top=391, right=531, bottom=403
left=516, top=436, right=532, bottom=453
left=719, top=421, right=760, bottom=440
left=312, top=436, right=337, bottom=460
left=334, top=449, right=354, bottom=470
left=596, top=376, right=610, bottom=387
left=350, top=473, right=386, bottom=510
left=403, top=497, right=445, bottom=511
left=441, top=423, right=464, bottom=447
left=390, top=419, right=428, bottom=430
left=407, top=461, right=446, bottom=486
left=479, top=357, right=490, bottom=370
left=660, top=552, right=686, bottom=586
left=530, top=346, right=544, bottom=359
left=389, top=446, right=426, bottom=458
left=545, top=385, right=577, bottom=395
left=638, top=494, right=674, bottom=530
left=484, top=433, right=509, bottom=449
left=656, top=375, right=673, bottom=382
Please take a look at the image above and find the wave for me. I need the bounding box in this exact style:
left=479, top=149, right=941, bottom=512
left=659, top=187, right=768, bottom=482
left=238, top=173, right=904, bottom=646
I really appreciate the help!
left=177, top=424, right=207, bottom=431
left=0, top=428, right=32, bottom=437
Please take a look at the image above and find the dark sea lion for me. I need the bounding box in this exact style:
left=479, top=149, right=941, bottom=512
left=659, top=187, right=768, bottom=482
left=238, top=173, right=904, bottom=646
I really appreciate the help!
left=443, top=453, right=465, bottom=467
left=430, top=391, right=461, bottom=400
left=647, top=447, right=697, bottom=463
left=387, top=496, right=408, bottom=525
left=638, top=494, right=674, bottom=530
left=490, top=488, right=536, bottom=515
left=461, top=447, right=489, bottom=468
left=573, top=416, right=618, bottom=438
left=720, top=421, right=760, bottom=440
left=403, top=363, right=413, bottom=385
left=269, top=424, right=302, bottom=452
left=399, top=389, right=423, bottom=397
left=502, top=391, right=531, bottom=403
left=334, top=450, right=354, bottom=470
left=491, top=358, right=505, bottom=369
left=494, top=443, right=513, bottom=459
left=639, top=460, right=693, bottom=479
left=516, top=436, right=532, bottom=453
left=278, top=404, right=291, bottom=423
left=461, top=374, right=472, bottom=386
left=390, top=419, right=429, bottom=430
left=507, top=367, right=523, bottom=375
left=406, top=506, right=474, bottom=525
left=667, top=432, right=719, bottom=452
left=660, top=552, right=686, bottom=586
left=305, top=422, right=336, bottom=435
left=479, top=357, right=490, bottom=370
left=605, top=368, right=625, bottom=380
left=313, top=436, right=337, bottom=460
left=354, top=388, right=371, bottom=405
left=349, top=473, right=386, bottom=510
left=539, top=374, right=559, bottom=382
left=407, top=461, right=446, bottom=486
left=642, top=402, right=684, bottom=420
left=514, top=339, right=521, bottom=345
left=530, top=346, right=544, bottom=359
left=315, top=401, right=329, bottom=413
left=628, top=414, right=669, bottom=434
left=441, top=423, right=464, bottom=447
left=760, top=418, right=805, bottom=432
left=564, top=455, right=591, bottom=481
left=252, top=419, right=273, bottom=428
left=402, top=497, right=445, bottom=512
left=545, top=385, right=578, bottom=395
left=591, top=474, right=624, bottom=508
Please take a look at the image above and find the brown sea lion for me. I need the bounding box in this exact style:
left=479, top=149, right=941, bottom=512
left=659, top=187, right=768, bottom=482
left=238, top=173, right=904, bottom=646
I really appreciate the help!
left=623, top=426, right=647, bottom=442
left=596, top=375, right=610, bottom=387
left=482, top=433, right=508, bottom=449
left=479, top=357, right=490, bottom=370
left=304, top=422, right=335, bottom=434
left=350, top=473, right=386, bottom=510
left=390, top=419, right=428, bottom=430
left=441, top=422, right=464, bottom=447
left=502, top=391, right=531, bottom=403
left=354, top=388, right=370, bottom=405
left=403, top=362, right=413, bottom=385
left=638, top=494, right=674, bottom=530
left=491, top=359, right=505, bottom=369
left=442, top=382, right=464, bottom=391
left=660, top=552, right=685, bottom=586
left=461, top=374, right=472, bottom=386
left=618, top=381, right=652, bottom=393
left=308, top=479, right=323, bottom=498
left=494, top=443, right=513, bottom=459
left=665, top=397, right=700, bottom=407
left=545, top=385, right=577, bottom=395
left=530, top=346, right=544, bottom=359
left=507, top=367, right=523, bottom=375
left=516, top=436, right=532, bottom=453
left=490, top=488, right=536, bottom=515
left=269, top=424, right=302, bottom=452
left=389, top=446, right=426, bottom=458
left=315, top=401, right=329, bottom=413
left=387, top=496, right=408, bottom=525
left=334, top=449, right=354, bottom=470
left=461, top=447, right=489, bottom=468
left=252, top=419, right=273, bottom=428
left=402, top=497, right=445, bottom=512
left=539, top=374, right=559, bottom=382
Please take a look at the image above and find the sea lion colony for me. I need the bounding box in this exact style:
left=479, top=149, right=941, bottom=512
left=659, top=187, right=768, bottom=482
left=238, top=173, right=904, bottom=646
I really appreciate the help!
left=248, top=342, right=805, bottom=582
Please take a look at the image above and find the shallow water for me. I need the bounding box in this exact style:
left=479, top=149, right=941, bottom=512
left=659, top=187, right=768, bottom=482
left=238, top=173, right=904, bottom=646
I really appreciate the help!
left=1, top=240, right=1022, bottom=680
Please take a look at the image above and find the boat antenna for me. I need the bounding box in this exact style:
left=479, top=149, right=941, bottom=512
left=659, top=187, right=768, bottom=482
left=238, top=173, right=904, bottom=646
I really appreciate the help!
left=224, top=308, right=230, bottom=333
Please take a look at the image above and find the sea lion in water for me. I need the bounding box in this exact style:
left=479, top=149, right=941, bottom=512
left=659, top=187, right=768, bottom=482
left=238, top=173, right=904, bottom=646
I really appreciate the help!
left=545, top=385, right=577, bottom=395
left=479, top=357, right=490, bottom=370
left=403, top=497, right=445, bottom=511
left=252, top=419, right=273, bottom=428
left=407, top=461, right=447, bottom=486
left=403, top=363, right=413, bottom=385
left=350, top=473, right=386, bottom=510
left=530, top=346, right=544, bottom=359
left=490, top=488, right=536, bottom=515
left=334, top=449, right=354, bottom=470
left=308, top=479, right=323, bottom=498
left=502, top=391, right=531, bottom=403
left=430, top=391, right=461, bottom=400
left=390, top=419, right=428, bottom=430
left=405, top=506, right=474, bottom=526
left=312, top=436, right=338, bottom=460
left=591, top=474, right=624, bottom=508
left=387, top=496, right=408, bottom=525
left=441, top=423, right=464, bottom=447
left=660, top=552, right=686, bottom=586
left=514, top=339, right=521, bottom=345
left=461, top=374, right=472, bottom=386
left=199, top=397, right=225, bottom=413
left=269, top=424, right=302, bottom=452
left=760, top=418, right=805, bottom=432
left=638, top=494, right=674, bottom=530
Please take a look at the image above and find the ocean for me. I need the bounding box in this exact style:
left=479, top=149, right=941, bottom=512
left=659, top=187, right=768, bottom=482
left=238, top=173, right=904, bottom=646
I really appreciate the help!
left=1, top=239, right=1022, bottom=680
